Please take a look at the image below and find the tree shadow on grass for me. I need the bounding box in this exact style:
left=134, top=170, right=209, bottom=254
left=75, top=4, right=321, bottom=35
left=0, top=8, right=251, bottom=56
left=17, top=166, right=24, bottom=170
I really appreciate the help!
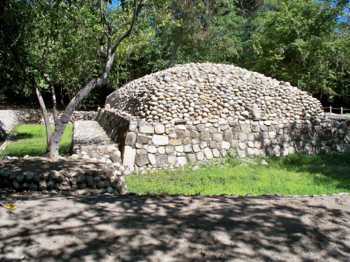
left=8, top=132, right=36, bottom=141
left=1, top=194, right=350, bottom=261
left=272, top=152, right=350, bottom=191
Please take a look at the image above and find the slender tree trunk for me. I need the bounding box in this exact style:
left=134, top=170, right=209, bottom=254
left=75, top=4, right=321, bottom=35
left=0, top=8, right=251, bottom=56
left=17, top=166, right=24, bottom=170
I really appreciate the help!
left=35, top=87, right=52, bottom=148
left=51, top=86, right=58, bottom=127
left=48, top=78, right=102, bottom=159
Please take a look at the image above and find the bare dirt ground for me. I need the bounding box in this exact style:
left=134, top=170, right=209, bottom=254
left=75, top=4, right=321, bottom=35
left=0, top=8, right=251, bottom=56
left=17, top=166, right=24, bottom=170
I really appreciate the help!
left=1, top=194, right=350, bottom=262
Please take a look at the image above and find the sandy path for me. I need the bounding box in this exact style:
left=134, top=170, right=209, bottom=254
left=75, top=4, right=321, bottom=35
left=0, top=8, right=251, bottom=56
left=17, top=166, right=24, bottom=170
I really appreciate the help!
left=1, top=194, right=350, bottom=262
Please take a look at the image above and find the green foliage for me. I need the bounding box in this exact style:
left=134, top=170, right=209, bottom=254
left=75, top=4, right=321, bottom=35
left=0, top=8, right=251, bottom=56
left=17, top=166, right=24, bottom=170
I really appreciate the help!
left=126, top=153, right=350, bottom=196
left=246, top=0, right=350, bottom=101
left=25, top=1, right=104, bottom=96
left=0, top=0, right=33, bottom=102
left=1, top=0, right=349, bottom=107
left=111, top=0, right=245, bottom=85
left=1, top=124, right=73, bottom=157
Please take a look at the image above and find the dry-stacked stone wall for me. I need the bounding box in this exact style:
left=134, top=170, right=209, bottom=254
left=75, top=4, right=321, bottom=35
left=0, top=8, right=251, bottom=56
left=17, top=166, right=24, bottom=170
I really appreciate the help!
left=0, top=109, right=97, bottom=125
left=98, top=110, right=350, bottom=171
left=97, top=63, right=350, bottom=171
left=0, top=157, right=127, bottom=194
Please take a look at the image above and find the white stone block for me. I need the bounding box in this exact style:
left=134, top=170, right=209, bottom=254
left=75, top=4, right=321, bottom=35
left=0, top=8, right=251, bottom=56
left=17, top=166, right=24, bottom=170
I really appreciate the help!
left=152, top=135, right=169, bottom=146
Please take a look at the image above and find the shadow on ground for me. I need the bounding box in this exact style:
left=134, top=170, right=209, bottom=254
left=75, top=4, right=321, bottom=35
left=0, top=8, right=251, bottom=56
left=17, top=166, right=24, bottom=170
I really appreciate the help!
left=1, top=194, right=350, bottom=261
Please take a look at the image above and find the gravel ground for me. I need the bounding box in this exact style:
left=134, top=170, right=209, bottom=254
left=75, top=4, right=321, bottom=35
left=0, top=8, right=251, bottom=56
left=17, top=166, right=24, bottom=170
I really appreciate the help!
left=1, top=194, right=350, bottom=262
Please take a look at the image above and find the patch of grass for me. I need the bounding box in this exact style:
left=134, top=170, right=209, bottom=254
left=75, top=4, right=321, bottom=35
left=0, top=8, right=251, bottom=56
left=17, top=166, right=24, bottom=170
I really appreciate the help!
left=126, top=153, right=350, bottom=196
left=1, top=124, right=73, bottom=157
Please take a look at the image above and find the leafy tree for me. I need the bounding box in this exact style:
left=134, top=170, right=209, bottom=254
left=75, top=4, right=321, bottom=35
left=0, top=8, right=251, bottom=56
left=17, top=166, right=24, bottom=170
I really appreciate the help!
left=112, top=0, right=245, bottom=83
left=20, top=0, right=144, bottom=158
left=246, top=0, right=350, bottom=103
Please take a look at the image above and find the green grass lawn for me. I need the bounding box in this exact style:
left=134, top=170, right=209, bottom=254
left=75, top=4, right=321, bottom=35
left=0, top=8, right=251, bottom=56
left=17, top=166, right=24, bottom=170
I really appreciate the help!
left=127, top=153, right=350, bottom=196
left=1, top=124, right=73, bottom=157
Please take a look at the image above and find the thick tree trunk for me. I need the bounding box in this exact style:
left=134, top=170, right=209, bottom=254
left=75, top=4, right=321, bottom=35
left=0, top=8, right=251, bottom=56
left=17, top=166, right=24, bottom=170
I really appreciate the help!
left=35, top=88, right=52, bottom=148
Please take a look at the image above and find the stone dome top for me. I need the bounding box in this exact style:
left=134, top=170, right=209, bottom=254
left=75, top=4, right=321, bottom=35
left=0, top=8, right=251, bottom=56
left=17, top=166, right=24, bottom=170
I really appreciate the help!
left=105, top=63, right=323, bottom=123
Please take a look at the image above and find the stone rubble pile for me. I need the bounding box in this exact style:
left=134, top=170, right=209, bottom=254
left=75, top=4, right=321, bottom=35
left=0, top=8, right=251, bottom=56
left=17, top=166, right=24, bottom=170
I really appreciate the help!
left=106, top=63, right=323, bottom=124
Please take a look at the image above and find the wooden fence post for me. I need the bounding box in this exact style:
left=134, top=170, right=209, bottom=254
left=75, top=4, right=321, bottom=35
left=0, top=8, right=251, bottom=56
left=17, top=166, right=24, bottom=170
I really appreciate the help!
left=341, top=107, right=344, bottom=115
left=329, top=106, right=332, bottom=113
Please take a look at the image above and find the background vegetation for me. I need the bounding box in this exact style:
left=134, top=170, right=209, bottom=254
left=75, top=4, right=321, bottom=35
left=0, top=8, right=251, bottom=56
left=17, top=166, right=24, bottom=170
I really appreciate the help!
left=0, top=0, right=349, bottom=109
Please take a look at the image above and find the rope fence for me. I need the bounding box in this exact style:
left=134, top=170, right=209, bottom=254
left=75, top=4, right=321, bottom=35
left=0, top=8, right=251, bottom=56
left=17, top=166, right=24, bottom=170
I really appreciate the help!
left=323, top=106, right=350, bottom=115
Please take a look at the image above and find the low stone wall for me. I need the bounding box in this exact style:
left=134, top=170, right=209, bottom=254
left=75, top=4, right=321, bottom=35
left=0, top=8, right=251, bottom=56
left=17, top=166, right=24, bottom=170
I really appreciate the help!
left=0, top=157, right=126, bottom=194
left=0, top=109, right=97, bottom=125
left=97, top=109, right=350, bottom=172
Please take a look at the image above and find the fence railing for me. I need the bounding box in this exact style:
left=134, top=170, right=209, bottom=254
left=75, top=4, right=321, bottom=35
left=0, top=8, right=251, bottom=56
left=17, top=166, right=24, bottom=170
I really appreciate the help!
left=323, top=106, right=350, bottom=115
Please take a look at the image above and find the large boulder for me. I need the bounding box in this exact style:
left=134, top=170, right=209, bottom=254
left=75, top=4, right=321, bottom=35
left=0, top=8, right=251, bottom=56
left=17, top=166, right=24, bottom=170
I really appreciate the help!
left=0, top=110, right=19, bottom=140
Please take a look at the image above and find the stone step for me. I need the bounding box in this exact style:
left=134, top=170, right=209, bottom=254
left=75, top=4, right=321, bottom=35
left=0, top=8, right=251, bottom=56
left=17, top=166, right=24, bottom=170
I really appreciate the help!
left=73, top=120, right=111, bottom=147
left=73, top=120, right=123, bottom=165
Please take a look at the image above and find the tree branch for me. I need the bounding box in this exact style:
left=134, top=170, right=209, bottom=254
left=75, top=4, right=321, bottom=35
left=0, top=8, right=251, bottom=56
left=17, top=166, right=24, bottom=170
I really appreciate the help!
left=110, top=0, right=144, bottom=55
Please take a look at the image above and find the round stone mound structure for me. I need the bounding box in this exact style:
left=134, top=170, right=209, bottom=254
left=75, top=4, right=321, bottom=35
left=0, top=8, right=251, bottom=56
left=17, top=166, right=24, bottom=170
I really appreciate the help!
left=97, top=63, right=349, bottom=172
left=106, top=63, right=323, bottom=123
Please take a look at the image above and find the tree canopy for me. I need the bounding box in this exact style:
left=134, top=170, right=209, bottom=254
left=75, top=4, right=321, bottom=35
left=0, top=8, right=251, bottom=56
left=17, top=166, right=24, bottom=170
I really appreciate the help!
left=1, top=0, right=349, bottom=108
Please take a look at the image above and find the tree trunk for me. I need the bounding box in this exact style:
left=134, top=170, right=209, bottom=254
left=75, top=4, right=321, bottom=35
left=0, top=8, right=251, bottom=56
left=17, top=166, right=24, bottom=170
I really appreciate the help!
left=48, top=79, right=101, bottom=159
left=35, top=87, right=52, bottom=148
left=51, top=86, right=58, bottom=128
left=49, top=51, right=117, bottom=159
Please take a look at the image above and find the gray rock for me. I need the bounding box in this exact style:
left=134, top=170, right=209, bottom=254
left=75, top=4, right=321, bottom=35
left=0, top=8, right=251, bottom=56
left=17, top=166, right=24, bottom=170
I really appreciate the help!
left=175, top=145, right=184, bottom=153
left=213, top=133, right=223, bottom=142
left=111, top=150, right=122, bottom=163
left=154, top=123, right=165, bottom=134
left=125, top=132, right=137, bottom=145
left=152, top=135, right=169, bottom=146
left=187, top=154, right=197, bottom=163
left=204, top=148, right=213, bottom=160
left=166, top=146, right=175, bottom=154
left=123, top=146, right=136, bottom=170
left=137, top=135, right=151, bottom=144
left=139, top=122, right=154, bottom=134
left=148, top=154, right=156, bottom=165
left=184, top=144, right=193, bottom=153
left=176, top=157, right=187, bottom=167
left=156, top=155, right=169, bottom=168
left=168, top=155, right=177, bottom=166
left=146, top=145, right=157, bottom=154
left=193, top=144, right=201, bottom=153
left=196, top=152, right=205, bottom=161
left=135, top=150, right=149, bottom=166
left=212, top=149, right=221, bottom=158
left=222, top=141, right=231, bottom=150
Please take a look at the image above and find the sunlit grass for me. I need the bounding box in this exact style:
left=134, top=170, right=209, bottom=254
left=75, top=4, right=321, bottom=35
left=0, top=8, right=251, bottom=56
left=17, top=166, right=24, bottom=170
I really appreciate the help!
left=127, top=153, right=350, bottom=196
left=1, top=124, right=73, bottom=157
